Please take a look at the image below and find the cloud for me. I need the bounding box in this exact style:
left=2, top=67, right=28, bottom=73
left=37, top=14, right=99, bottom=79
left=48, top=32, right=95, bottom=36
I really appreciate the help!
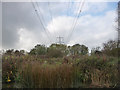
left=82, top=2, right=108, bottom=13
left=47, top=10, right=117, bottom=50
left=2, top=2, right=117, bottom=51
left=16, top=28, right=38, bottom=51
left=2, top=2, right=45, bottom=49
left=16, top=28, right=53, bottom=51
left=47, top=16, right=73, bottom=37
left=66, top=2, right=108, bottom=16
left=69, top=10, right=117, bottom=49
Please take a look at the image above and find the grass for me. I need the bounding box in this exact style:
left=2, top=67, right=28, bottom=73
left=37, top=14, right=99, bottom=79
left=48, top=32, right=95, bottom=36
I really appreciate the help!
left=2, top=55, right=119, bottom=88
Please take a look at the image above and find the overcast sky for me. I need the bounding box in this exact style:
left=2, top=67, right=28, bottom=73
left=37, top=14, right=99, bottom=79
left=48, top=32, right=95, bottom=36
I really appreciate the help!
left=1, top=1, right=118, bottom=52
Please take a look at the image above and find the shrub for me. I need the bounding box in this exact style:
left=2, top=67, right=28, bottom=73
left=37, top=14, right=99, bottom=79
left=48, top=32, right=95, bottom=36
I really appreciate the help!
left=2, top=55, right=119, bottom=88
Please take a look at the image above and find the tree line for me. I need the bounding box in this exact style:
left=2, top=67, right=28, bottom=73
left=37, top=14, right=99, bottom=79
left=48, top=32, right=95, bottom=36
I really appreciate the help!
left=2, top=39, right=120, bottom=58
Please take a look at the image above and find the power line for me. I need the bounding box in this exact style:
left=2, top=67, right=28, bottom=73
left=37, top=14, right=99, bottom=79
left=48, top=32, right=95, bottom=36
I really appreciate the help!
left=35, top=1, right=55, bottom=42
left=35, top=2, right=46, bottom=27
left=48, top=2, right=64, bottom=41
left=63, top=0, right=70, bottom=43
left=48, top=2, right=57, bottom=40
left=31, top=0, right=52, bottom=43
left=66, top=0, right=85, bottom=44
left=65, top=0, right=85, bottom=44
left=67, top=0, right=70, bottom=16
left=35, top=1, right=56, bottom=42
left=65, top=0, right=83, bottom=44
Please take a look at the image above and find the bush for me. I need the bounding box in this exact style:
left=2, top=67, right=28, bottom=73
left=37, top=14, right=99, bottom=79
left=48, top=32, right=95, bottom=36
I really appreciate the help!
left=2, top=55, right=119, bottom=88
left=47, top=49, right=64, bottom=58
left=2, top=55, right=18, bottom=83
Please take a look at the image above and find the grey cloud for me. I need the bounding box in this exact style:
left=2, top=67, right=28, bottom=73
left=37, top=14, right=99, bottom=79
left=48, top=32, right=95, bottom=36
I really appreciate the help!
left=2, top=2, right=117, bottom=51
left=2, top=2, right=45, bottom=49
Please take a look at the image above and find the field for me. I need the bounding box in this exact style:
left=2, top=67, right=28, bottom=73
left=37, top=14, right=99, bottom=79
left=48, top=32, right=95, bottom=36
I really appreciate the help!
left=2, top=54, right=119, bottom=88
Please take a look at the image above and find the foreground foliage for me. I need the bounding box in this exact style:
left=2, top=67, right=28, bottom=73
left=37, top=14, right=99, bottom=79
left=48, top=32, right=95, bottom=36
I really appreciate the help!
left=2, top=55, right=119, bottom=88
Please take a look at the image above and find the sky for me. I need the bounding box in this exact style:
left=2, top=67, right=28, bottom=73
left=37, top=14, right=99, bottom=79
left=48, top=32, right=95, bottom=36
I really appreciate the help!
left=1, top=1, right=119, bottom=52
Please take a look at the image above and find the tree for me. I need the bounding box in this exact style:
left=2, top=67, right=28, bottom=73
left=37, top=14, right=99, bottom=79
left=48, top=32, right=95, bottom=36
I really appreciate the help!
left=47, top=44, right=67, bottom=58
left=47, top=49, right=63, bottom=58
left=29, top=48, right=36, bottom=55
left=29, top=44, right=47, bottom=55
left=14, top=50, right=25, bottom=56
left=70, top=44, right=88, bottom=55
left=14, top=50, right=20, bottom=56
left=91, top=46, right=101, bottom=55
left=71, top=44, right=81, bottom=55
left=35, top=44, right=47, bottom=55
left=102, top=40, right=119, bottom=57
left=5, top=49, right=14, bottom=55
left=20, top=50, right=25, bottom=55
left=81, top=45, right=88, bottom=55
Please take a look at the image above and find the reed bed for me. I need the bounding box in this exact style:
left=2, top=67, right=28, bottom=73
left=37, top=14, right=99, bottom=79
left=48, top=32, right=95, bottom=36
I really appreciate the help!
left=2, top=55, right=119, bottom=88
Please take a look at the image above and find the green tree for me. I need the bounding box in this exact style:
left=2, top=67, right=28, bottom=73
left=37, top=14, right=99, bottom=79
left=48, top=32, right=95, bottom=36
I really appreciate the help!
left=47, top=44, right=67, bottom=58
left=102, top=40, right=119, bottom=57
left=5, top=49, right=14, bottom=55
left=20, top=50, right=25, bottom=55
left=29, top=48, right=36, bottom=55
left=91, top=46, right=101, bottom=55
left=81, top=45, right=88, bottom=55
left=29, top=44, right=47, bottom=55
left=71, top=44, right=81, bottom=55
left=35, top=44, right=47, bottom=55
left=14, top=50, right=20, bottom=56
left=70, top=44, right=88, bottom=55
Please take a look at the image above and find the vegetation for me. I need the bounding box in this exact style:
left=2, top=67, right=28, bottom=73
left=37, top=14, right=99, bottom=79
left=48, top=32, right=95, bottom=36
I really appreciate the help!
left=2, top=40, right=120, bottom=88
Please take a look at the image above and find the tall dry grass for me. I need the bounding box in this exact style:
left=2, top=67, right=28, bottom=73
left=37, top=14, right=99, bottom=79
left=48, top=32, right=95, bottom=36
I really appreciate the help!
left=18, top=61, right=74, bottom=88
left=2, top=55, right=119, bottom=88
